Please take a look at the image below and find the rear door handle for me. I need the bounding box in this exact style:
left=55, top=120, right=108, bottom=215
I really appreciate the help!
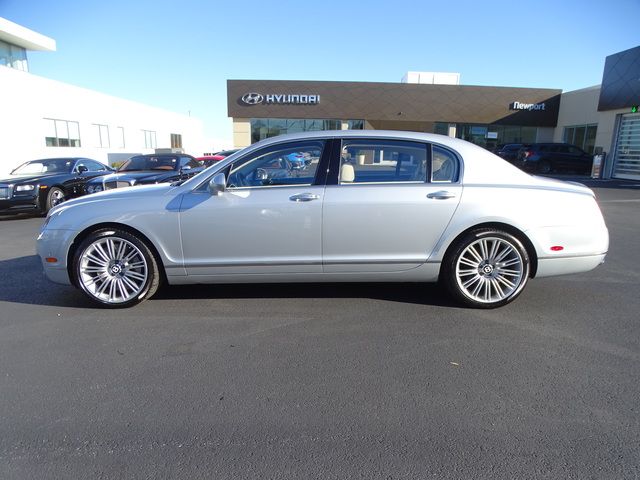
left=289, top=193, right=320, bottom=202
left=427, top=191, right=456, bottom=200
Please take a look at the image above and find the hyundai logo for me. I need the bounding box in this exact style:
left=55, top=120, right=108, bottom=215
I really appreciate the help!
left=241, top=93, right=264, bottom=105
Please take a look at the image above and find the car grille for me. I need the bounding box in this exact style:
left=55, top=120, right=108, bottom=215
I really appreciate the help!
left=0, top=186, right=10, bottom=199
left=105, top=181, right=131, bottom=190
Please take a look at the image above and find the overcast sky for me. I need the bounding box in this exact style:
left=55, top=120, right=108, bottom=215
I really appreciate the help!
left=2, top=0, right=639, bottom=148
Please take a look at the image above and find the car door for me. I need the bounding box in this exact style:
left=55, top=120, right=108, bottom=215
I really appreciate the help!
left=63, top=159, right=110, bottom=196
left=322, top=138, right=462, bottom=273
left=179, top=139, right=329, bottom=276
left=178, top=156, right=202, bottom=180
left=567, top=145, right=591, bottom=173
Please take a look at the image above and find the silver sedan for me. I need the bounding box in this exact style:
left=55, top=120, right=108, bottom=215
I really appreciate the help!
left=37, top=131, right=609, bottom=309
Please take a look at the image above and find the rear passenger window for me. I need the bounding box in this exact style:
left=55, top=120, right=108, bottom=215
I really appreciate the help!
left=338, top=140, right=427, bottom=184
left=431, top=145, right=459, bottom=183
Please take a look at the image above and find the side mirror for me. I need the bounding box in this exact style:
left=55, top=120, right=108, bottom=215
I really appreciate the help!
left=77, top=165, right=88, bottom=174
left=207, top=173, right=226, bottom=196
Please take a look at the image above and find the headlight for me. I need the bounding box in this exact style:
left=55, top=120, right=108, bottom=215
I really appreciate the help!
left=15, top=184, right=36, bottom=192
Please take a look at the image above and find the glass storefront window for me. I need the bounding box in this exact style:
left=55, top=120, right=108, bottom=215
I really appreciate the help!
left=563, top=124, right=598, bottom=153
left=574, top=126, right=586, bottom=150
left=434, top=123, right=449, bottom=136
left=585, top=125, right=597, bottom=154
left=0, top=40, right=28, bottom=71
left=434, top=123, right=539, bottom=150
left=267, top=119, right=287, bottom=138
left=250, top=118, right=364, bottom=143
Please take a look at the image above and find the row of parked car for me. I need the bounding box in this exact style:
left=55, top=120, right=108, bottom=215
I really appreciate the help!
left=495, top=142, right=594, bottom=175
left=0, top=150, right=239, bottom=215
left=0, top=141, right=594, bottom=216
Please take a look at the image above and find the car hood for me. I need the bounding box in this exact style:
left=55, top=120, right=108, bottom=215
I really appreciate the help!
left=89, top=171, right=181, bottom=185
left=0, top=172, right=63, bottom=184
left=50, top=183, right=175, bottom=214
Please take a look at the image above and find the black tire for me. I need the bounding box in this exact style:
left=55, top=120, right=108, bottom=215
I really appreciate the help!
left=441, top=228, right=530, bottom=309
left=45, top=187, right=66, bottom=212
left=72, top=228, right=160, bottom=308
left=538, top=161, right=552, bottom=174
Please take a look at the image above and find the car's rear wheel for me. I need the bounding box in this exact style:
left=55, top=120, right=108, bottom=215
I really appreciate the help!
left=72, top=229, right=160, bottom=308
left=442, top=228, right=530, bottom=308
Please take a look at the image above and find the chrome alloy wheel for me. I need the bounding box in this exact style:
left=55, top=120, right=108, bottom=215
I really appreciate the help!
left=78, top=237, right=149, bottom=304
left=50, top=189, right=65, bottom=206
left=455, top=236, right=525, bottom=304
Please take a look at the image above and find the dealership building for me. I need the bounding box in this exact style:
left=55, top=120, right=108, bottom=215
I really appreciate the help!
left=0, top=18, right=206, bottom=177
left=228, top=46, right=640, bottom=181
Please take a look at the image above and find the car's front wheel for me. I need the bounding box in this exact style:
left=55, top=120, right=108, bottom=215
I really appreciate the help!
left=72, top=228, right=160, bottom=308
left=442, top=228, right=530, bottom=308
left=45, top=187, right=65, bottom=212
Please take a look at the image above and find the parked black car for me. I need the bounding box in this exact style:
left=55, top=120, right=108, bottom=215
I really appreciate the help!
left=85, top=154, right=204, bottom=194
left=0, top=157, right=113, bottom=215
left=516, top=143, right=593, bottom=174
left=496, top=143, right=529, bottom=163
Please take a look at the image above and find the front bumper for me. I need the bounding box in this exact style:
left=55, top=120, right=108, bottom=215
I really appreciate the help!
left=0, top=195, right=41, bottom=214
left=36, top=228, right=76, bottom=285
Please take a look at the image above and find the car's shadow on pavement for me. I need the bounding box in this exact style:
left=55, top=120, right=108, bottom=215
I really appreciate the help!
left=0, top=255, right=457, bottom=309
left=0, top=213, right=41, bottom=221
left=0, top=255, right=94, bottom=308
left=154, top=282, right=457, bottom=308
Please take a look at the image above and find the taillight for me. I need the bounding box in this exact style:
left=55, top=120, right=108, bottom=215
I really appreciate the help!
left=523, top=150, right=534, bottom=158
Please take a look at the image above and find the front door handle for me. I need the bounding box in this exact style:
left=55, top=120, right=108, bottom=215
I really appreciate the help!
left=289, top=193, right=320, bottom=202
left=427, top=191, right=456, bottom=200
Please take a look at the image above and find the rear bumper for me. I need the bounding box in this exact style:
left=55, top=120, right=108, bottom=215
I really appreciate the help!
left=536, top=253, right=607, bottom=278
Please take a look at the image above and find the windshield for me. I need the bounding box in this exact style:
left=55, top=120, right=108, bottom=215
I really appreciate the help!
left=118, top=155, right=179, bottom=172
left=12, top=158, right=74, bottom=175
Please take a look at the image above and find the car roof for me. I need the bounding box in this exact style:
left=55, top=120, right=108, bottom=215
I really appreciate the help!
left=131, top=153, right=194, bottom=159
left=29, top=157, right=88, bottom=162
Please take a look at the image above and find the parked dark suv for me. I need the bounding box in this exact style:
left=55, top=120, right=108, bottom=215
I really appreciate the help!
left=516, top=143, right=593, bottom=175
left=496, top=143, right=529, bottom=163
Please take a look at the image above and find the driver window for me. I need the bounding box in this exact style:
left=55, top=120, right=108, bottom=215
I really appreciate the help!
left=227, top=141, right=324, bottom=188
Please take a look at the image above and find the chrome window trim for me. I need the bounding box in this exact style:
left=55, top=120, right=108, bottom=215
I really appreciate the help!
left=336, top=181, right=427, bottom=186
left=227, top=183, right=318, bottom=192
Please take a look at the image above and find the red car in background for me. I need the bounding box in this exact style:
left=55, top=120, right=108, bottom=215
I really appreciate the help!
left=197, top=149, right=240, bottom=167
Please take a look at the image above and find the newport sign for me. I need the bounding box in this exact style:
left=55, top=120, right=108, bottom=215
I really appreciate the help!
left=241, top=92, right=321, bottom=105
left=509, top=101, right=546, bottom=111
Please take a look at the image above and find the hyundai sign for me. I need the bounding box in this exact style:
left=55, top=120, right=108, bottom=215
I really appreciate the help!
left=241, top=92, right=321, bottom=105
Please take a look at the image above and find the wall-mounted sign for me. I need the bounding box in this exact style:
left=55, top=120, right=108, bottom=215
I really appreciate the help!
left=509, top=101, right=546, bottom=111
left=241, top=92, right=321, bottom=106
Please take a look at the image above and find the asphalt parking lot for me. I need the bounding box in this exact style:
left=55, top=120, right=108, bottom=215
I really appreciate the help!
left=1, top=178, right=639, bottom=479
